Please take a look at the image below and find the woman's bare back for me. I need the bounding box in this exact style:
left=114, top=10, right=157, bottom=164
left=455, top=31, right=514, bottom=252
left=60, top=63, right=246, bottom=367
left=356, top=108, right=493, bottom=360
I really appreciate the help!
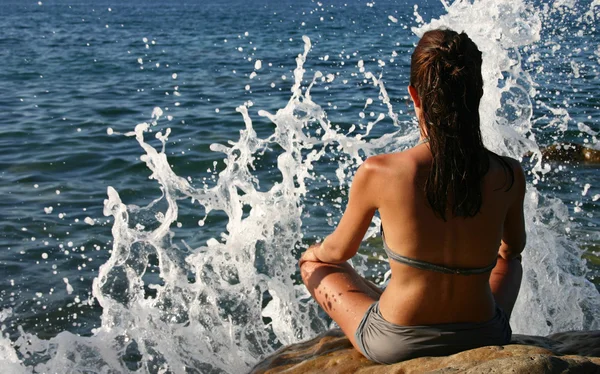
left=371, top=143, right=526, bottom=325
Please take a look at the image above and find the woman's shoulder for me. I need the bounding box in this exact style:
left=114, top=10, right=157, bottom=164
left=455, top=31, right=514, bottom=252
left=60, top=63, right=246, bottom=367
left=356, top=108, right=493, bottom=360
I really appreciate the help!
left=361, top=151, right=419, bottom=176
left=487, top=151, right=526, bottom=193
left=492, top=153, right=524, bottom=176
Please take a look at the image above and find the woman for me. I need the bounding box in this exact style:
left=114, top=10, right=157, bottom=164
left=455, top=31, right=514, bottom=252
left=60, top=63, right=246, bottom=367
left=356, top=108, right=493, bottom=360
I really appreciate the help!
left=299, top=29, right=526, bottom=364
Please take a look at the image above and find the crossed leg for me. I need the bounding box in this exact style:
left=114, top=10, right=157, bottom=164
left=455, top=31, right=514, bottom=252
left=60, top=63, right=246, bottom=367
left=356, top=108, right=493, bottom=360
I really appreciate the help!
left=299, top=259, right=382, bottom=351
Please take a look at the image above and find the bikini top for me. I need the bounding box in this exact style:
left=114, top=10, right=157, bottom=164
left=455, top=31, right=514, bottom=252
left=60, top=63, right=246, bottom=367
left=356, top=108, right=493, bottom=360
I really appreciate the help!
left=381, top=228, right=497, bottom=275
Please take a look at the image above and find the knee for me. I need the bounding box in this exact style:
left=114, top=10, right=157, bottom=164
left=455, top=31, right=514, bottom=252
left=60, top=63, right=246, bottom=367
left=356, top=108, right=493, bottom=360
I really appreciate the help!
left=299, top=257, right=322, bottom=285
left=299, top=258, right=313, bottom=282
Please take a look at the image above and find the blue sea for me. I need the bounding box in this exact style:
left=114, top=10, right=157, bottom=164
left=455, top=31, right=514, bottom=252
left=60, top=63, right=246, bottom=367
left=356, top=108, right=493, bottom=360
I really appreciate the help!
left=1, top=0, right=599, bottom=372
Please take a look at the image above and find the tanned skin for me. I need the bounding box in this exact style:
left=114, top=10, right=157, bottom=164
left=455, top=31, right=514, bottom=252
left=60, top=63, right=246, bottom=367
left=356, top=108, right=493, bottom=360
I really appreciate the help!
left=299, top=85, right=525, bottom=353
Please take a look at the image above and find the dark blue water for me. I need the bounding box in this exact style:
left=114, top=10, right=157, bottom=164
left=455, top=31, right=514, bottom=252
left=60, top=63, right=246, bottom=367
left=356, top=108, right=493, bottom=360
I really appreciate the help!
left=0, top=0, right=599, bottom=371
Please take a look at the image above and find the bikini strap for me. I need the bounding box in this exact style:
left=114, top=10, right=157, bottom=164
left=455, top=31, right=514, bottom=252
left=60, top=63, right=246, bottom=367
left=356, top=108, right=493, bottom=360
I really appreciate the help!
left=381, top=229, right=497, bottom=275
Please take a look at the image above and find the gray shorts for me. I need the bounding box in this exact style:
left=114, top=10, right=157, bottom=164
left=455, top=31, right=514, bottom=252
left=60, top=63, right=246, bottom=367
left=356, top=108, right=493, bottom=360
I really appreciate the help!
left=355, top=301, right=511, bottom=364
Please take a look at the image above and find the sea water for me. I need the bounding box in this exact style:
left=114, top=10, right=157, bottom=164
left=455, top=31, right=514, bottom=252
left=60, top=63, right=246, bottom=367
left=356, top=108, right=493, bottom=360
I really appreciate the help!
left=0, top=0, right=599, bottom=372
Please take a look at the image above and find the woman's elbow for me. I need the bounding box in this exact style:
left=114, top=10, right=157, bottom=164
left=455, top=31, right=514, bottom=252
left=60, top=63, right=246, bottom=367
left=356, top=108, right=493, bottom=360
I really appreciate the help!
left=499, top=235, right=526, bottom=260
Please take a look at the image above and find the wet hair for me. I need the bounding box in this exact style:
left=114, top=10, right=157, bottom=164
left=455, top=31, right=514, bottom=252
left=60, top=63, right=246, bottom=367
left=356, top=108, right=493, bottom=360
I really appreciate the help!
left=410, top=29, right=513, bottom=220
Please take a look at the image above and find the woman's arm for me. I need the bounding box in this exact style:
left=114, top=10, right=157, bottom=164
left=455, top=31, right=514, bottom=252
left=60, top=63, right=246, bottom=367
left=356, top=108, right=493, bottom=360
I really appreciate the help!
left=310, top=158, right=381, bottom=263
left=499, top=158, right=526, bottom=260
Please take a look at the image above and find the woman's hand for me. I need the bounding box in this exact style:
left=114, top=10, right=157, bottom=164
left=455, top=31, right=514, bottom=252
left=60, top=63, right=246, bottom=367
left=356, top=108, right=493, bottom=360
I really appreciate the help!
left=299, top=244, right=322, bottom=268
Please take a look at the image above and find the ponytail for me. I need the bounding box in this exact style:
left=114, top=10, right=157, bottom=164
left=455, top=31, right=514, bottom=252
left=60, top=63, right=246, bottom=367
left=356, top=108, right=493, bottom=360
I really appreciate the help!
left=410, top=29, right=493, bottom=220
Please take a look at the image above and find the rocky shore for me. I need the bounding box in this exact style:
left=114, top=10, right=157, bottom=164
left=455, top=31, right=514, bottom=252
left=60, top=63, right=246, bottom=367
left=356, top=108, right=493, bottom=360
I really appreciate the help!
left=251, top=329, right=600, bottom=373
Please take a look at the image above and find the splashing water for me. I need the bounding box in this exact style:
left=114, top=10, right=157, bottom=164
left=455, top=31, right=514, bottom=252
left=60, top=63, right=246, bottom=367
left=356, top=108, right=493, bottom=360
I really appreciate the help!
left=2, top=0, right=600, bottom=372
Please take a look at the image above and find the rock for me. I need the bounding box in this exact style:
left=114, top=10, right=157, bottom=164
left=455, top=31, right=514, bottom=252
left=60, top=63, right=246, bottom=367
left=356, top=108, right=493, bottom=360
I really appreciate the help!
left=537, top=143, right=600, bottom=163
left=251, top=329, right=600, bottom=373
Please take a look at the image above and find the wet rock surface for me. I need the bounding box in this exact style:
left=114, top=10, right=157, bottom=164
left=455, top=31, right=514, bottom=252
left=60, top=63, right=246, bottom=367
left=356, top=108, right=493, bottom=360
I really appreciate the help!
left=537, top=143, right=600, bottom=163
left=251, top=329, right=600, bottom=373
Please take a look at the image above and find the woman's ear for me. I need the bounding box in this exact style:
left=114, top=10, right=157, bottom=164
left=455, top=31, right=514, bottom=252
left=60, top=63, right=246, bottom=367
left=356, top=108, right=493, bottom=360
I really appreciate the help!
left=408, top=85, right=421, bottom=108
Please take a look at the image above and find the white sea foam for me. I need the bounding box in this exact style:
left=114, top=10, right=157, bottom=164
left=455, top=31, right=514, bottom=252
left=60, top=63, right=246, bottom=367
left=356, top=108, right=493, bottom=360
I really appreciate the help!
left=0, top=313, right=25, bottom=374
left=151, top=106, right=163, bottom=121
left=63, top=278, right=74, bottom=295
